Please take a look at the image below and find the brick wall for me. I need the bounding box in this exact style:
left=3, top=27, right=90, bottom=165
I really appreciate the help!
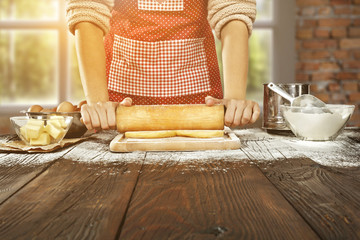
left=296, top=0, right=360, bottom=126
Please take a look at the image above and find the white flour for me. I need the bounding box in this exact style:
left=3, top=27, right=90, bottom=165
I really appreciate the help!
left=283, top=108, right=352, bottom=141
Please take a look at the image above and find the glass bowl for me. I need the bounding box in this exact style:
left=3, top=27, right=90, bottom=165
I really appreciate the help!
left=281, top=104, right=355, bottom=141
left=26, top=112, right=87, bottom=138
left=10, top=115, right=73, bottom=146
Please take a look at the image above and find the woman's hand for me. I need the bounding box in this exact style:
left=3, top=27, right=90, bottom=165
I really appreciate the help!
left=81, top=97, right=132, bottom=130
left=205, top=96, right=260, bottom=127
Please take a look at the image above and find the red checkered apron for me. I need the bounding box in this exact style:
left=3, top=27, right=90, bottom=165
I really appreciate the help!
left=104, top=0, right=223, bottom=105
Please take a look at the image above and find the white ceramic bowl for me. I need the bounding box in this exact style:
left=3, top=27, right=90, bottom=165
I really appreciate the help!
left=10, top=115, right=73, bottom=146
left=281, top=104, right=355, bottom=141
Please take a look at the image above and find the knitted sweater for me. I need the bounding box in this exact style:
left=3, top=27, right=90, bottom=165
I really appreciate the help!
left=66, top=0, right=256, bottom=39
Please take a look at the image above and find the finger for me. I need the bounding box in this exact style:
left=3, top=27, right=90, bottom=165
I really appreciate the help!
left=80, top=105, right=93, bottom=130
left=233, top=103, right=245, bottom=127
left=106, top=102, right=117, bottom=129
left=224, top=100, right=236, bottom=127
left=250, top=103, right=261, bottom=124
left=120, top=97, right=132, bottom=106
left=240, top=103, right=253, bottom=125
left=205, top=96, right=223, bottom=106
left=95, top=102, right=110, bottom=130
left=87, top=106, right=101, bottom=130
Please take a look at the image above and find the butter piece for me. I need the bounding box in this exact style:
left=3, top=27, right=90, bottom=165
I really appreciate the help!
left=47, top=119, right=62, bottom=128
left=30, top=132, right=51, bottom=146
left=45, top=122, right=65, bottom=140
left=27, top=119, right=44, bottom=126
left=49, top=116, right=67, bottom=128
left=20, top=126, right=30, bottom=141
left=24, top=123, right=44, bottom=139
left=19, top=119, right=45, bottom=141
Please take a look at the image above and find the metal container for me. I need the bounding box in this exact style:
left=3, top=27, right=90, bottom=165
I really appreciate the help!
left=262, top=83, right=310, bottom=131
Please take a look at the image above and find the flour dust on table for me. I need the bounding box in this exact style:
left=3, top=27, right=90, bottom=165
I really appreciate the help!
left=235, top=129, right=360, bottom=168
left=1, top=129, right=358, bottom=168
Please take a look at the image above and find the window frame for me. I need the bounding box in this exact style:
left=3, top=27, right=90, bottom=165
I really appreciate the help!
left=0, top=1, right=69, bottom=114
left=255, top=0, right=295, bottom=85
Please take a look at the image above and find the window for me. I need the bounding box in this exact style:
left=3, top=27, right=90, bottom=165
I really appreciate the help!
left=247, top=0, right=274, bottom=102
left=0, top=0, right=83, bottom=114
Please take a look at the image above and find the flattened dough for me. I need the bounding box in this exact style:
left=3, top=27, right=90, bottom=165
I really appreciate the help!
left=175, top=130, right=224, bottom=138
left=125, top=130, right=224, bottom=139
left=125, top=130, right=176, bottom=139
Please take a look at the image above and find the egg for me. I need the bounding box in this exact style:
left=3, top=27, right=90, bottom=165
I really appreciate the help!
left=57, top=101, right=75, bottom=113
left=28, top=105, right=43, bottom=112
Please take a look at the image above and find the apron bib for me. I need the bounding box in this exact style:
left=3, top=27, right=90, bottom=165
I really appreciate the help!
left=104, top=0, right=223, bottom=105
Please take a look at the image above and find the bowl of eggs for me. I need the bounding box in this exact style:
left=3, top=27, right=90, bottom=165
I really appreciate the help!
left=25, top=100, right=88, bottom=138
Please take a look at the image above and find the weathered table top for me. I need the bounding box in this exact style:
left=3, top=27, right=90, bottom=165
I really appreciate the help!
left=0, top=128, right=359, bottom=240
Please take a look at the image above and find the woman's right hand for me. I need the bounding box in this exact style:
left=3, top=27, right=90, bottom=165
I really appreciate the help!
left=81, top=97, right=132, bottom=130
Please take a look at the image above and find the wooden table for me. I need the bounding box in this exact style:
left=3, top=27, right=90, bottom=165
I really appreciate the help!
left=0, top=128, right=359, bottom=240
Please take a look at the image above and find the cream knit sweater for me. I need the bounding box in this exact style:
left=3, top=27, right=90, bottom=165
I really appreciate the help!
left=66, top=0, right=256, bottom=38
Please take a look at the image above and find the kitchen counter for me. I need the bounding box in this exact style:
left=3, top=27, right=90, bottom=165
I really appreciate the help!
left=0, top=128, right=359, bottom=239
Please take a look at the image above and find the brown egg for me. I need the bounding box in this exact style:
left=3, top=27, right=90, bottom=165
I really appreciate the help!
left=57, top=101, right=75, bottom=113
left=28, top=105, right=43, bottom=112
left=40, top=108, right=54, bottom=112
left=77, top=100, right=87, bottom=110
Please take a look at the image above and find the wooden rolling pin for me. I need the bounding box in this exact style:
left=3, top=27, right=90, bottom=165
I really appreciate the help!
left=116, top=104, right=224, bottom=132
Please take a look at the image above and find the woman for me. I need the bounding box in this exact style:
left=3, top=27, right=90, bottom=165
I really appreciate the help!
left=66, top=0, right=260, bottom=130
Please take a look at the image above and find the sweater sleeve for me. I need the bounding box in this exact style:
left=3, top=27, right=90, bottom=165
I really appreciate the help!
left=66, top=0, right=114, bottom=35
left=208, top=0, right=256, bottom=39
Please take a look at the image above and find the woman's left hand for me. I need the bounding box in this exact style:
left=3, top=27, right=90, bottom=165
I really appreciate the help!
left=205, top=96, right=260, bottom=127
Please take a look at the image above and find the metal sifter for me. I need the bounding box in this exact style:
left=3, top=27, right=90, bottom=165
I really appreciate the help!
left=262, top=83, right=310, bottom=131
left=267, top=82, right=332, bottom=113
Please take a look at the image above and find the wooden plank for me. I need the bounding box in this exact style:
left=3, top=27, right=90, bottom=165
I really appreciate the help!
left=118, top=152, right=319, bottom=239
left=0, top=137, right=76, bottom=204
left=0, top=132, right=111, bottom=205
left=0, top=131, right=146, bottom=240
left=0, top=159, right=144, bottom=240
left=0, top=157, right=55, bottom=205
left=245, top=138, right=360, bottom=239
left=258, top=158, right=360, bottom=240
